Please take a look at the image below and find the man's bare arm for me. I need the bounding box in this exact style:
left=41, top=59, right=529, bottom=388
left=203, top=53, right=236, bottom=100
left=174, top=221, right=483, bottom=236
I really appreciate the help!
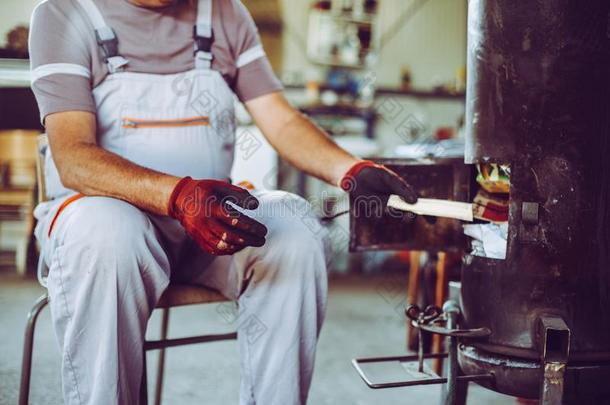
left=46, top=111, right=180, bottom=215
left=245, top=92, right=360, bottom=186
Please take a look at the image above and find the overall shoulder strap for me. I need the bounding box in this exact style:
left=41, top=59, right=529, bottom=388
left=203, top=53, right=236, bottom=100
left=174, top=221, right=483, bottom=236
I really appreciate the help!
left=78, top=0, right=129, bottom=74
left=194, top=0, right=213, bottom=69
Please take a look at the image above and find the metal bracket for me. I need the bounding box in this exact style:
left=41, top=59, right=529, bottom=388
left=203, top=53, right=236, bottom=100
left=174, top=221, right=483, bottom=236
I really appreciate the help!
left=406, top=304, right=442, bottom=372
left=520, top=202, right=541, bottom=243
left=522, top=202, right=539, bottom=224
left=352, top=300, right=495, bottom=405
left=351, top=353, right=493, bottom=389
left=537, top=315, right=570, bottom=405
left=418, top=324, right=491, bottom=338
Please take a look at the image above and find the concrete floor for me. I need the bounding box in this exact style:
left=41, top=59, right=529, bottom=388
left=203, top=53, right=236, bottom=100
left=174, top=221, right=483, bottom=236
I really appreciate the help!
left=0, top=268, right=518, bottom=405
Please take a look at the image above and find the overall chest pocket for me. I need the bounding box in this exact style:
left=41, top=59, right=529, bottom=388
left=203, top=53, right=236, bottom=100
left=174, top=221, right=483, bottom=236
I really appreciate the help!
left=121, top=116, right=210, bottom=129
left=113, top=108, right=230, bottom=179
left=117, top=107, right=215, bottom=143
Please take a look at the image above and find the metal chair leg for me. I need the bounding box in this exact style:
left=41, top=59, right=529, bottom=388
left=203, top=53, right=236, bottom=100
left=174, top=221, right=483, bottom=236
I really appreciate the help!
left=19, top=293, right=49, bottom=405
left=154, top=308, right=170, bottom=405
left=140, top=347, right=149, bottom=405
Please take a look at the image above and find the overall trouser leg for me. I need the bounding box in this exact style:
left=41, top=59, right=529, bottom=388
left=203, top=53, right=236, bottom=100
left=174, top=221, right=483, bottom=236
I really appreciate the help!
left=193, top=191, right=330, bottom=405
left=41, top=197, right=171, bottom=405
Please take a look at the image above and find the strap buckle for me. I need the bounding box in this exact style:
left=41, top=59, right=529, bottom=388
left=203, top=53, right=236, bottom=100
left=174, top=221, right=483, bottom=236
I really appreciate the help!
left=193, top=26, right=214, bottom=53
left=95, top=27, right=120, bottom=61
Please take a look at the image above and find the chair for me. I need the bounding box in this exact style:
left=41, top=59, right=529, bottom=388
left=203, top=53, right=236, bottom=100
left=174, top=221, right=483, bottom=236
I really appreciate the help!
left=19, top=134, right=237, bottom=405
left=0, top=130, right=39, bottom=275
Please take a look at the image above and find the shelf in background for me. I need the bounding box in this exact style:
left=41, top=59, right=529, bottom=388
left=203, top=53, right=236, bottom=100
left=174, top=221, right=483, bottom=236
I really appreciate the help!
left=299, top=104, right=376, bottom=118
left=0, top=58, right=30, bottom=88
left=376, top=87, right=465, bottom=101
left=284, top=83, right=465, bottom=101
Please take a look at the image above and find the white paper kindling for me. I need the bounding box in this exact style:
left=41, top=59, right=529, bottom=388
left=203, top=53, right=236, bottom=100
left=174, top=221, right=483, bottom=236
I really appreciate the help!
left=463, top=223, right=508, bottom=260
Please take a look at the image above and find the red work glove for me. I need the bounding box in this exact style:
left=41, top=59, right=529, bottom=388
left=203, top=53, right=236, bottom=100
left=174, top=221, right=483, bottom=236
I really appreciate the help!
left=339, top=160, right=418, bottom=219
left=168, top=177, right=268, bottom=255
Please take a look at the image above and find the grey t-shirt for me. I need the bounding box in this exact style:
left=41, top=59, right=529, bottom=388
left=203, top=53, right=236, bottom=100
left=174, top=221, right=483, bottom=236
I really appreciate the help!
left=29, top=0, right=283, bottom=122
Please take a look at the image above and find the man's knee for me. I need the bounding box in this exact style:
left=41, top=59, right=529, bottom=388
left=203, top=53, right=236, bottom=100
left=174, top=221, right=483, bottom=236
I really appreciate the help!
left=52, top=197, right=170, bottom=289
left=254, top=191, right=329, bottom=274
left=47, top=197, right=170, bottom=314
left=60, top=197, right=153, bottom=255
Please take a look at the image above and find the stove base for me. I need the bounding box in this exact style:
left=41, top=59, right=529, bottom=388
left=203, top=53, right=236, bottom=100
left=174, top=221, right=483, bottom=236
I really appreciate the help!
left=459, top=344, right=610, bottom=403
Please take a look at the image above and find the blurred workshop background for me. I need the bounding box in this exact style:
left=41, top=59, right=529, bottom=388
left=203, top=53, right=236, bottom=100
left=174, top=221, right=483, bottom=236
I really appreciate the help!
left=0, top=1, right=518, bottom=404
left=0, top=0, right=472, bottom=274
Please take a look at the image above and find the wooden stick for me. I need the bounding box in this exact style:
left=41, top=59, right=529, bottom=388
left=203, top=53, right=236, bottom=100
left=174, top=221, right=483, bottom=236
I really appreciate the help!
left=388, top=195, right=474, bottom=222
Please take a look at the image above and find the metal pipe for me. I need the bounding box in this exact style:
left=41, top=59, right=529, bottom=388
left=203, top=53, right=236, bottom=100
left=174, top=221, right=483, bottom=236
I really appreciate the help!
left=443, top=300, right=460, bottom=405
left=357, top=352, right=448, bottom=364
left=417, top=327, right=425, bottom=372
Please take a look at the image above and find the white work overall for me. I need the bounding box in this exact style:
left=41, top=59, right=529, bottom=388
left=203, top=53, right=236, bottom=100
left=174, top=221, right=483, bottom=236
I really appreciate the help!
left=34, top=0, right=329, bottom=404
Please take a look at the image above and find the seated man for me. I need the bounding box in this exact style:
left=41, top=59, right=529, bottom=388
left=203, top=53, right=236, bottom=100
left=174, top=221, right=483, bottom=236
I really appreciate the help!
left=29, top=0, right=418, bottom=403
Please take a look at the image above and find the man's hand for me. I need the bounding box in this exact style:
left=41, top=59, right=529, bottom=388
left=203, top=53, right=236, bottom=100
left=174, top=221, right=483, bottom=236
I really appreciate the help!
left=168, top=177, right=268, bottom=255
left=339, top=160, right=418, bottom=218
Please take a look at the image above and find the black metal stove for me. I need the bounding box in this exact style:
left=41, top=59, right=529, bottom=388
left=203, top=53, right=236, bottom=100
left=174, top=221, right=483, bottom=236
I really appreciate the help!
left=350, top=1, right=610, bottom=403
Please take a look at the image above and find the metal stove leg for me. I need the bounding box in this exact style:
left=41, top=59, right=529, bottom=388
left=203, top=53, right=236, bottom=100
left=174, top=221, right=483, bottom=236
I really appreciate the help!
left=19, top=293, right=49, bottom=405
left=541, top=362, right=567, bottom=405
